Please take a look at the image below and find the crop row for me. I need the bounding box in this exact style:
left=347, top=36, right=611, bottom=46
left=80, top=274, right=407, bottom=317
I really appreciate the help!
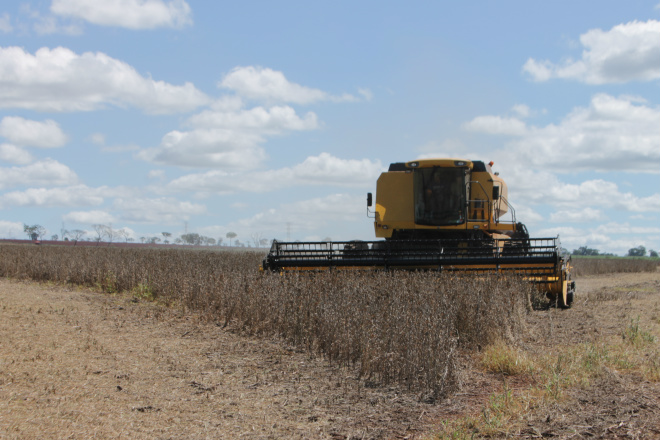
left=571, top=257, right=659, bottom=276
left=0, top=244, right=531, bottom=398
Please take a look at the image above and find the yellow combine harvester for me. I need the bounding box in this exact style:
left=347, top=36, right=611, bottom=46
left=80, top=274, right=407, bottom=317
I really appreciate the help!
left=262, top=158, right=575, bottom=308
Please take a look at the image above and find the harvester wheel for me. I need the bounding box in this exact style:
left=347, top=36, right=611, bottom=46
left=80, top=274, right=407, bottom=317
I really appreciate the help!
left=556, top=290, right=571, bottom=309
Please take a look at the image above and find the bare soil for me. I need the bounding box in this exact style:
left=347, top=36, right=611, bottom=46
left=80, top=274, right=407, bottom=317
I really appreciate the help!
left=1, top=271, right=659, bottom=439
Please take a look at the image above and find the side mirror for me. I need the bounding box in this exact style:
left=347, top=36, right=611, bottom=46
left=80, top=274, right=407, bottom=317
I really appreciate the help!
left=492, top=186, right=500, bottom=200
left=367, top=192, right=373, bottom=207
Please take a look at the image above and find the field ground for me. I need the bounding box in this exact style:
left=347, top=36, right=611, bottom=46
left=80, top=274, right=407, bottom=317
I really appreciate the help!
left=1, top=270, right=659, bottom=439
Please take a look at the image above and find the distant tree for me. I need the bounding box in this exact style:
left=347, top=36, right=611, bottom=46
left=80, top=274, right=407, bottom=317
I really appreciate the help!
left=65, top=229, right=86, bottom=245
left=226, top=232, right=237, bottom=246
left=259, top=238, right=269, bottom=247
left=147, top=237, right=161, bottom=244
left=104, top=226, right=117, bottom=245
left=251, top=232, right=264, bottom=248
left=23, top=224, right=46, bottom=241
left=216, top=237, right=223, bottom=246
left=51, top=234, right=58, bottom=241
left=649, top=249, right=658, bottom=258
left=572, top=246, right=600, bottom=256
left=162, top=232, right=172, bottom=244
left=92, top=224, right=108, bottom=244
left=181, top=233, right=201, bottom=245
left=628, top=246, right=646, bottom=257
left=116, top=228, right=129, bottom=243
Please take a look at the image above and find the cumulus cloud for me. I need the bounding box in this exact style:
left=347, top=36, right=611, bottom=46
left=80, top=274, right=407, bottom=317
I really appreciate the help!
left=0, top=144, right=33, bottom=165
left=0, top=13, right=12, bottom=33
left=187, top=105, right=319, bottom=132
left=167, top=153, right=384, bottom=194
left=0, top=159, right=78, bottom=190
left=0, top=220, right=24, bottom=238
left=523, top=19, right=660, bottom=84
left=549, top=207, right=604, bottom=223
left=220, top=66, right=363, bottom=104
left=537, top=223, right=660, bottom=256
left=466, top=94, right=660, bottom=173
left=225, top=193, right=370, bottom=241
left=0, top=46, right=209, bottom=113
left=112, top=197, right=206, bottom=224
left=139, top=128, right=268, bottom=169
left=21, top=4, right=82, bottom=35
left=140, top=104, right=320, bottom=169
left=504, top=167, right=660, bottom=215
left=0, top=184, right=109, bottom=208
left=0, top=116, right=68, bottom=147
left=63, top=210, right=117, bottom=225
left=51, top=0, right=192, bottom=29
left=462, top=115, right=527, bottom=136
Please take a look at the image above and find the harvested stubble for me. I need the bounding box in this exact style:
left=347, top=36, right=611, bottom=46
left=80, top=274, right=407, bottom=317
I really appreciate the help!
left=572, top=257, right=659, bottom=277
left=0, top=243, right=530, bottom=398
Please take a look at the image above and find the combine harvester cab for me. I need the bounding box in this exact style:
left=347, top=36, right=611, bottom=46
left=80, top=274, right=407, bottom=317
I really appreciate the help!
left=262, top=158, right=575, bottom=308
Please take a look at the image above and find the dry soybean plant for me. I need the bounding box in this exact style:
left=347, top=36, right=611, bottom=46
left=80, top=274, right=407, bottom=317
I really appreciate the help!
left=571, top=257, right=659, bottom=277
left=0, top=243, right=531, bottom=398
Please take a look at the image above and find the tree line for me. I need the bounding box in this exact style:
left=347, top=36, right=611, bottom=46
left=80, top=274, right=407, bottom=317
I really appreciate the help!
left=22, top=223, right=272, bottom=248
left=571, top=245, right=658, bottom=258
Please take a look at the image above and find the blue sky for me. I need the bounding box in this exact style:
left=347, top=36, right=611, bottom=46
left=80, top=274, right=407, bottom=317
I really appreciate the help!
left=0, top=1, right=658, bottom=254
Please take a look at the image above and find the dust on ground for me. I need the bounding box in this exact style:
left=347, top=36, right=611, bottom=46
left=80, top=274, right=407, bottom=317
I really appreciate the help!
left=1, top=271, right=660, bottom=439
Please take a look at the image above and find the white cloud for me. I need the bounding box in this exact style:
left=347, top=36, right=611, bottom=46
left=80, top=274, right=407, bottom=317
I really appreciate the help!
left=220, top=66, right=360, bottom=104
left=148, top=169, right=165, bottom=179
left=89, top=133, right=105, bottom=145
left=594, top=222, right=660, bottom=235
left=506, top=168, right=660, bottom=215
left=468, top=94, right=660, bottom=173
left=462, top=115, right=527, bottom=136
left=511, top=104, right=531, bottom=118
left=187, top=105, right=319, bottom=132
left=141, top=104, right=320, bottom=169
left=0, top=144, right=33, bottom=165
left=0, top=116, right=68, bottom=147
left=63, top=210, right=117, bottom=225
left=0, top=159, right=78, bottom=190
left=0, top=184, right=108, bottom=208
left=101, top=144, right=140, bottom=153
left=540, top=223, right=660, bottom=256
left=0, top=220, right=24, bottom=238
left=549, top=207, right=604, bottom=223
left=167, top=153, right=384, bottom=194
left=523, top=19, right=660, bottom=84
left=112, top=197, right=206, bottom=224
left=0, top=46, right=209, bottom=113
left=17, top=4, right=82, bottom=35
left=51, top=0, right=192, bottom=29
left=0, top=13, right=12, bottom=33
left=282, top=153, right=383, bottom=186
left=139, top=128, right=267, bottom=169
left=227, top=193, right=370, bottom=241
left=416, top=138, right=472, bottom=158
left=358, top=88, right=374, bottom=101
